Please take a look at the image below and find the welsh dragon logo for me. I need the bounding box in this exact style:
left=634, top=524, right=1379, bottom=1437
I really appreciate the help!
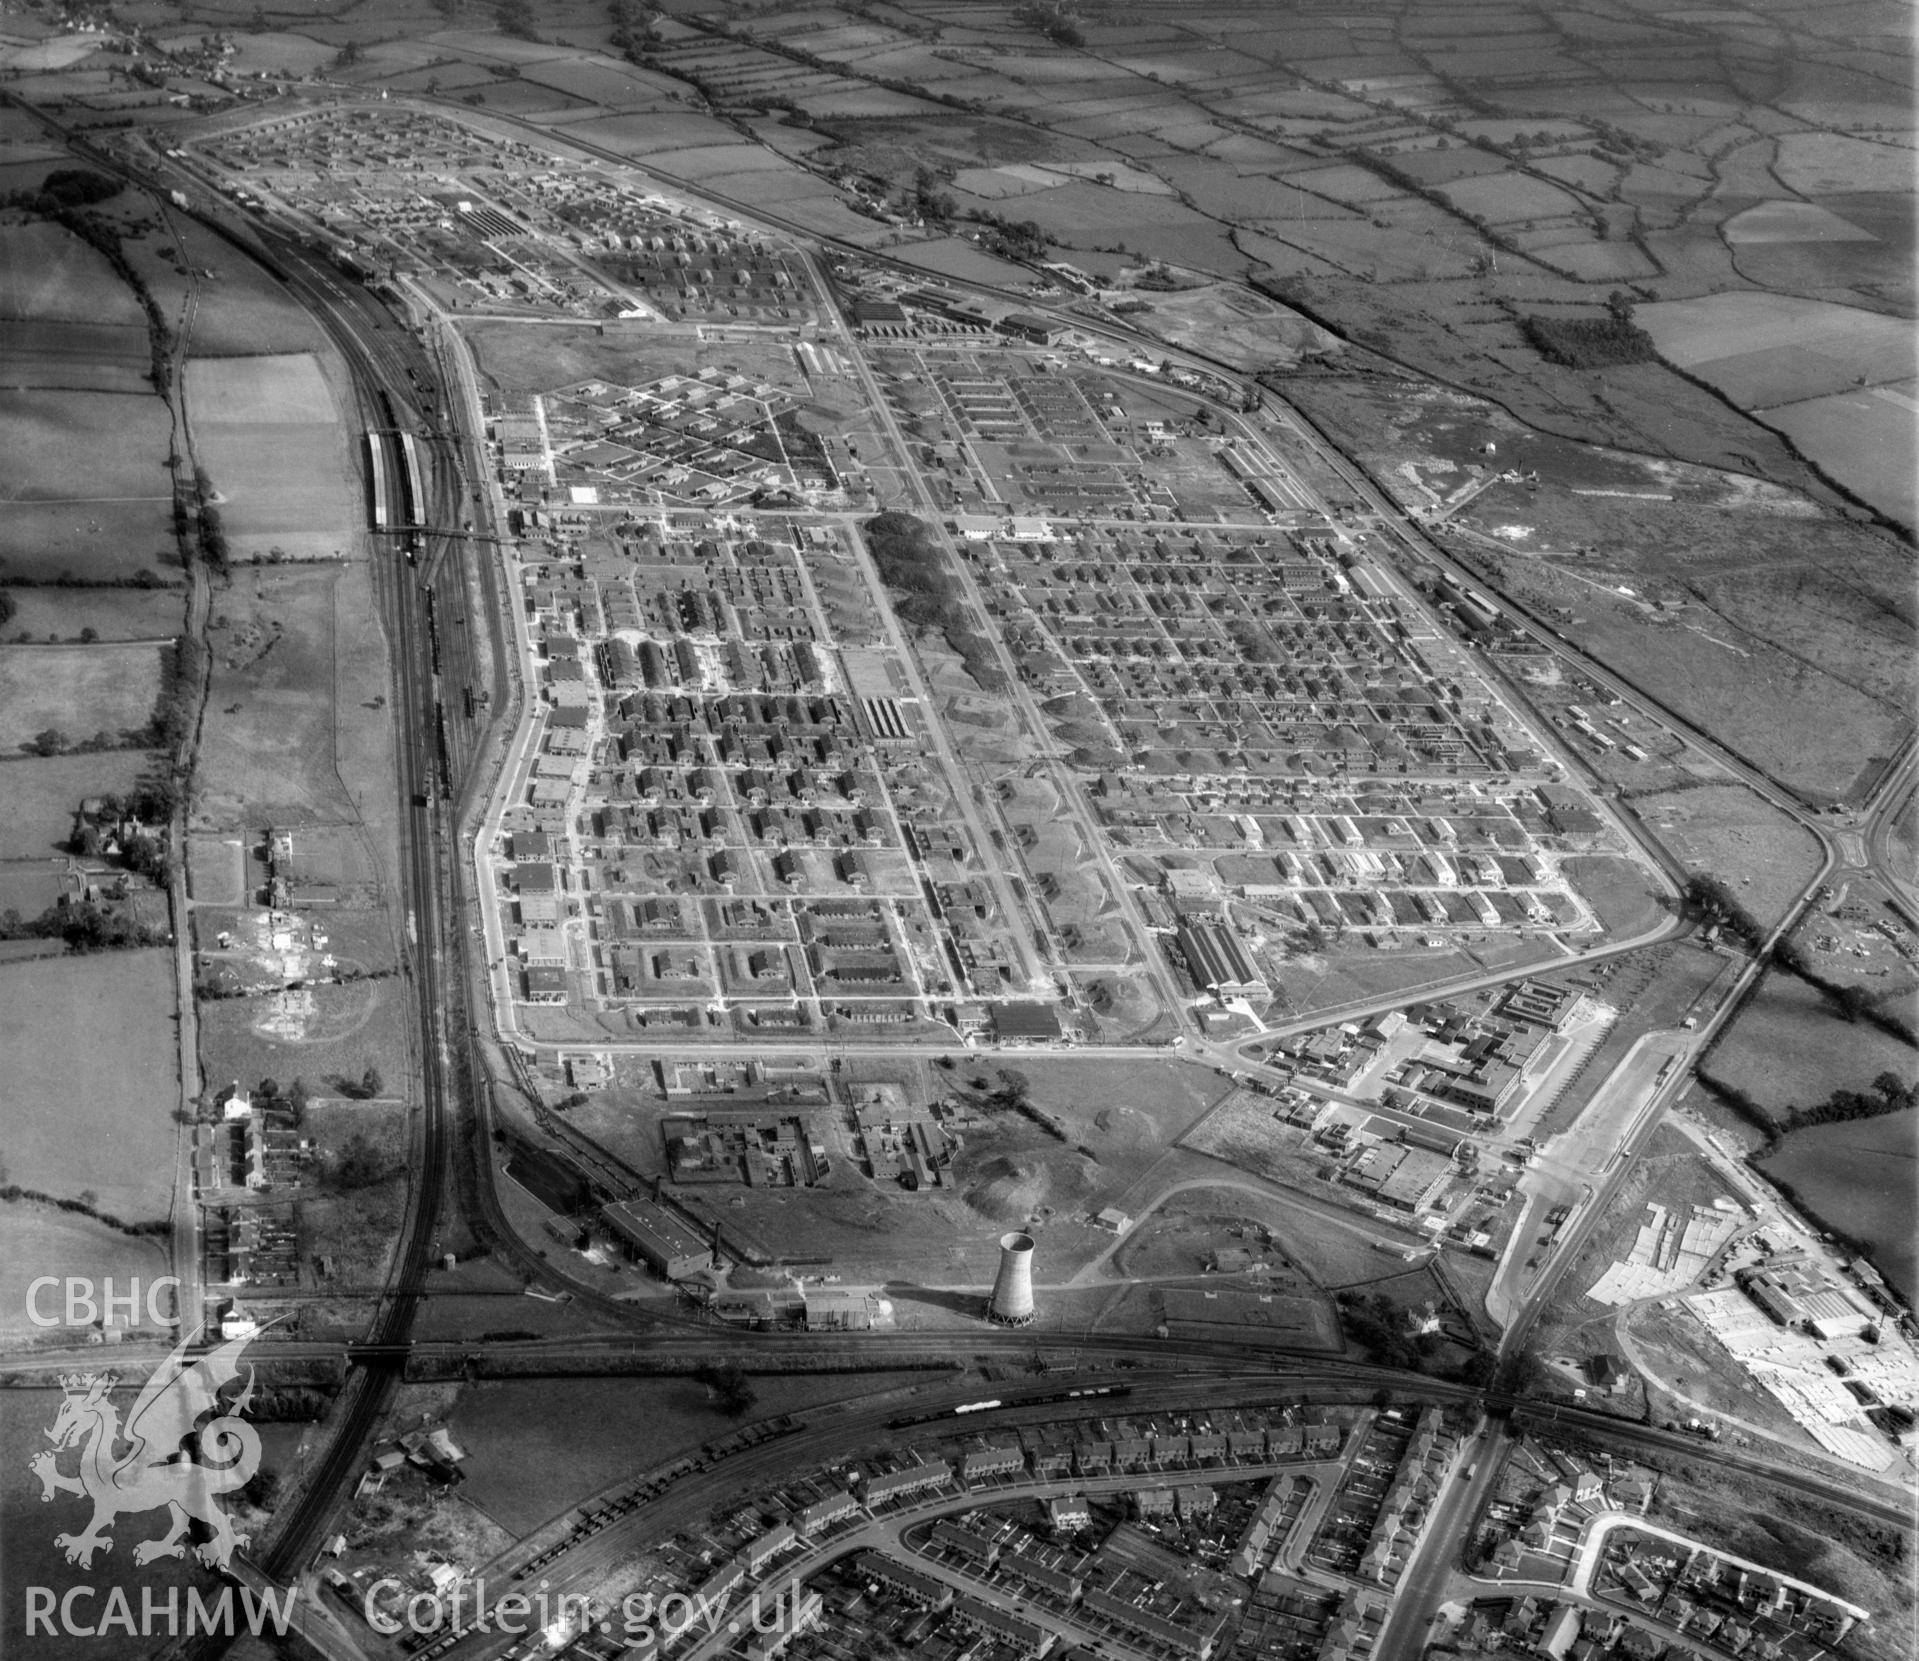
left=29, top=1326, right=263, bottom=1571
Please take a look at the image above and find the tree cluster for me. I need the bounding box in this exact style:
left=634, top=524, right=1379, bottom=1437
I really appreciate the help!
left=968, top=212, right=1048, bottom=262
left=1337, top=1290, right=1445, bottom=1373
left=323, top=1130, right=395, bottom=1192
left=1520, top=307, right=1657, bottom=370
left=1681, top=873, right=1764, bottom=950
left=694, top=1362, right=758, bottom=1417
left=1013, top=1, right=1085, bottom=46
left=0, top=167, right=121, bottom=215
left=0, top=1181, right=169, bottom=1236
left=0, top=900, right=163, bottom=953
left=861, top=513, right=1006, bottom=691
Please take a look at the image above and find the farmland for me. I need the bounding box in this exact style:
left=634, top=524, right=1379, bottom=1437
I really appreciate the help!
left=0, top=640, right=164, bottom=751
left=1706, top=970, right=1915, bottom=1129
left=0, top=948, right=179, bottom=1218
left=183, top=354, right=359, bottom=561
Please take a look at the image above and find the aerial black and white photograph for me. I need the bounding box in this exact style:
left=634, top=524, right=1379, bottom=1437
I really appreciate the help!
left=0, top=1, right=1912, bottom=1659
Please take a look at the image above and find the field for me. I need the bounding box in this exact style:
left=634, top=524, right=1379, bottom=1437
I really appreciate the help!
left=0, top=497, right=180, bottom=583
left=0, top=641, right=163, bottom=750
left=1635, top=292, right=1918, bottom=526
left=452, top=1371, right=940, bottom=1538
left=1763, top=388, right=1917, bottom=530
left=194, top=563, right=397, bottom=836
left=0, top=220, right=143, bottom=326
left=1629, top=785, right=1825, bottom=928
left=1, top=1387, right=211, bottom=1661
left=0, top=948, right=179, bottom=1217
left=1561, top=854, right=1665, bottom=941
left=196, top=978, right=411, bottom=1105
left=298, top=1099, right=411, bottom=1288
left=0, top=583, right=182, bottom=642
left=184, top=355, right=358, bottom=561
left=166, top=217, right=324, bottom=357
left=0, top=748, right=158, bottom=859
left=1707, top=969, right=1916, bottom=1125
left=1526, top=943, right=1731, bottom=1143
left=0, top=318, right=152, bottom=393
left=0, top=1204, right=171, bottom=1338
left=0, top=390, right=174, bottom=501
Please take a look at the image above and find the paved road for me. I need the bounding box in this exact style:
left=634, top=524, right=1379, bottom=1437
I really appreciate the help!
left=1374, top=1416, right=1504, bottom=1661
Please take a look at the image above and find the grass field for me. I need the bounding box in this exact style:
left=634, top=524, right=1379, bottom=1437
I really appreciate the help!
left=197, top=979, right=409, bottom=1105
left=1, top=584, right=181, bottom=642
left=1562, top=854, right=1665, bottom=940
left=0, top=948, right=178, bottom=1216
left=0, top=221, right=143, bottom=326
left=0, top=389, right=173, bottom=501
left=187, top=390, right=356, bottom=562
left=1707, top=969, right=1915, bottom=1124
left=196, top=564, right=384, bottom=827
left=167, top=217, right=324, bottom=357
left=1762, top=387, right=1916, bottom=530
left=0, top=497, right=179, bottom=583
left=0, top=641, right=163, bottom=750
left=0, top=319, right=153, bottom=393
left=0, top=1205, right=171, bottom=1337
left=1631, top=785, right=1825, bottom=928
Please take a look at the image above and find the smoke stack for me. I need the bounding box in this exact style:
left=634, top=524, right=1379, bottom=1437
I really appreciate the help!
left=988, top=1231, right=1036, bottom=1326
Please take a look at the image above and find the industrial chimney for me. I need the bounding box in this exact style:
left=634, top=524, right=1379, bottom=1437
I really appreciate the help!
left=988, top=1231, right=1036, bottom=1326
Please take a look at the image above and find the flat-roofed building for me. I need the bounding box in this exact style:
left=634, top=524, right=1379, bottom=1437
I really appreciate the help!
left=600, top=1198, right=712, bottom=1279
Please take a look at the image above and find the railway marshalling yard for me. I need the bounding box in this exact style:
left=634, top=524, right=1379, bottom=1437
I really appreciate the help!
left=0, top=15, right=1913, bottom=1661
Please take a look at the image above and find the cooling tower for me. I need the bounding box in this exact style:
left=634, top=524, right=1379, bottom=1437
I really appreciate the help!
left=988, top=1231, right=1036, bottom=1326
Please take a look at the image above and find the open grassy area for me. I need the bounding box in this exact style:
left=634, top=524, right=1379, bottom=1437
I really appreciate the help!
left=0, top=1205, right=171, bottom=1339
left=1562, top=854, right=1664, bottom=940
left=1707, top=969, right=1916, bottom=1126
left=195, top=563, right=396, bottom=842
left=0, top=641, right=164, bottom=751
left=186, top=355, right=357, bottom=562
left=0, top=948, right=179, bottom=1217
left=452, top=1370, right=941, bottom=1538
left=1, top=584, right=182, bottom=643
left=0, top=220, right=144, bottom=326
left=197, top=979, right=411, bottom=1108
left=0, top=498, right=180, bottom=584
left=1630, top=784, right=1827, bottom=928
left=1527, top=943, right=1731, bottom=1143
